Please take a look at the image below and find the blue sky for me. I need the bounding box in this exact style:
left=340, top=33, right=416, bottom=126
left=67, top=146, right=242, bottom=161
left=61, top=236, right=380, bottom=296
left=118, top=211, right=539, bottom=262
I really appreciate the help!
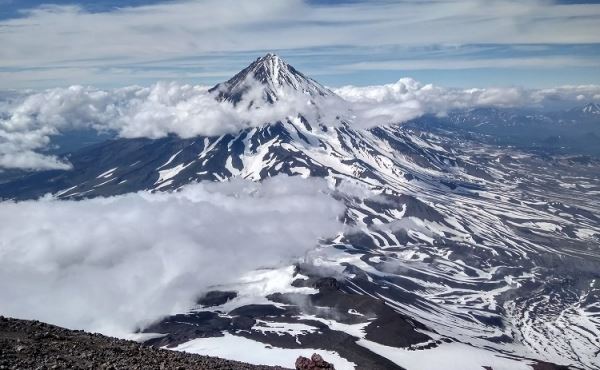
left=0, top=0, right=599, bottom=89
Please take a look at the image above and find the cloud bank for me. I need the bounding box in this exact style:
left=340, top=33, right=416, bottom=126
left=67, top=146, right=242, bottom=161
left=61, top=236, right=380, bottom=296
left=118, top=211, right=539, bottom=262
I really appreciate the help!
left=2, top=78, right=599, bottom=170
left=0, top=175, right=344, bottom=336
left=335, top=78, right=600, bottom=117
left=0, top=81, right=328, bottom=170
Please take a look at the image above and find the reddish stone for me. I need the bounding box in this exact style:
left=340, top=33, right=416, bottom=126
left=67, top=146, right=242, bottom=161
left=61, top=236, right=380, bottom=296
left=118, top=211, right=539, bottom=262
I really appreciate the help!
left=295, top=353, right=335, bottom=370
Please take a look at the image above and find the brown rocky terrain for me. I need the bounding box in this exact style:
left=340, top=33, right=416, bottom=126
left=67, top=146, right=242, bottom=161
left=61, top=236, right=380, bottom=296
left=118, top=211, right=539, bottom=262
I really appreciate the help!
left=0, top=316, right=290, bottom=370
left=0, top=315, right=576, bottom=370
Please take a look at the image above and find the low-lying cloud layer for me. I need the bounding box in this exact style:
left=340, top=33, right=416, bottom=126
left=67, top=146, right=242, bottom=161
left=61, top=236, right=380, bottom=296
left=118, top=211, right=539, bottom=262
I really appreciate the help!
left=335, top=78, right=600, bottom=116
left=0, top=176, right=344, bottom=336
left=0, top=84, right=270, bottom=169
left=1, top=78, right=599, bottom=170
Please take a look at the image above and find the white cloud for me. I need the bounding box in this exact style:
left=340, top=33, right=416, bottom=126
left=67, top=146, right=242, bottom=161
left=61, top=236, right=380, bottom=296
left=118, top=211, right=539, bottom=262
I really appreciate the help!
left=0, top=175, right=344, bottom=336
left=0, top=81, right=336, bottom=170
left=0, top=0, right=599, bottom=86
left=2, top=77, right=599, bottom=170
left=341, top=56, right=600, bottom=71
left=334, top=78, right=600, bottom=117
left=0, top=151, right=71, bottom=170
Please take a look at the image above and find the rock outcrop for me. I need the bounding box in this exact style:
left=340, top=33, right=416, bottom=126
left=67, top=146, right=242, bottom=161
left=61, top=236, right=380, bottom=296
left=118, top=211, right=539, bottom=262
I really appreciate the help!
left=295, top=353, right=335, bottom=370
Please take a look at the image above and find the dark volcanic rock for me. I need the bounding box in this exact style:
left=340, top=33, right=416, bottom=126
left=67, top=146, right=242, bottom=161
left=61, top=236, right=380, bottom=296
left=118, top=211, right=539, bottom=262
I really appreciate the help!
left=531, top=362, right=574, bottom=370
left=313, top=277, right=341, bottom=292
left=0, top=316, right=288, bottom=370
left=143, top=312, right=231, bottom=348
left=196, top=291, right=238, bottom=307
left=230, top=304, right=287, bottom=317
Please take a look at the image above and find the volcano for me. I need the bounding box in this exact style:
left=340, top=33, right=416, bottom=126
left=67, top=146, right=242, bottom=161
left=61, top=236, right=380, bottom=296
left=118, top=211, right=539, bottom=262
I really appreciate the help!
left=0, top=54, right=598, bottom=370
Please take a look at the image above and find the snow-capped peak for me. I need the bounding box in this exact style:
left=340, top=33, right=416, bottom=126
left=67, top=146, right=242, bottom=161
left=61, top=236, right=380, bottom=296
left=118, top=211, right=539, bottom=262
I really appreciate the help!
left=581, top=102, right=600, bottom=115
left=209, top=53, right=334, bottom=106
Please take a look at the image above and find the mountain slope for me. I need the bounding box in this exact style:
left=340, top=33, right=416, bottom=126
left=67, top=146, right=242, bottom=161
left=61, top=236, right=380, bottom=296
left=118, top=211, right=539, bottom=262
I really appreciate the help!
left=404, top=105, right=600, bottom=156
left=209, top=53, right=334, bottom=106
left=0, top=55, right=598, bottom=370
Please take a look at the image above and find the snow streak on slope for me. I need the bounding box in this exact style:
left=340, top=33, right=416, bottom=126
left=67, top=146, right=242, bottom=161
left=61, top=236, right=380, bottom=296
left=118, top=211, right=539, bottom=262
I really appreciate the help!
left=210, top=53, right=334, bottom=107
left=1, top=54, right=599, bottom=369
left=24, top=116, right=599, bottom=369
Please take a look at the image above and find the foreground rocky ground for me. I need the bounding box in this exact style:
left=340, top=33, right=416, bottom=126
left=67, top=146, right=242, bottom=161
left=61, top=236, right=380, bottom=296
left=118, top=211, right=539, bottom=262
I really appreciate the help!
left=0, top=310, right=578, bottom=370
left=0, top=316, right=290, bottom=370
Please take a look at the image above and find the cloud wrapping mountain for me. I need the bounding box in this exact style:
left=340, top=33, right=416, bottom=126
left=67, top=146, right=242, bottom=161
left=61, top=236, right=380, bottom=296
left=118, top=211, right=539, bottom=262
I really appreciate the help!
left=1, top=78, right=600, bottom=170
left=0, top=81, right=328, bottom=170
left=0, top=176, right=344, bottom=336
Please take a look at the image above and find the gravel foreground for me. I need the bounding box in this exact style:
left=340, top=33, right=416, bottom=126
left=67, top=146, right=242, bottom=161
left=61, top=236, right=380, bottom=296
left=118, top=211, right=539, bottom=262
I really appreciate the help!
left=0, top=315, right=574, bottom=370
left=0, top=316, right=290, bottom=370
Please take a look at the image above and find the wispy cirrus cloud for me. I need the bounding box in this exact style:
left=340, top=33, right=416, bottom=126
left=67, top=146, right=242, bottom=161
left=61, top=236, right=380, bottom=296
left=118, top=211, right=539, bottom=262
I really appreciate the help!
left=340, top=56, right=600, bottom=71
left=0, top=0, right=599, bottom=88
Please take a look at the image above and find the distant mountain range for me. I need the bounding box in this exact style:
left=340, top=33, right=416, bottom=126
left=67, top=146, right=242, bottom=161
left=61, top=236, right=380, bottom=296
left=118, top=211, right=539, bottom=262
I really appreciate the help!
left=1, top=54, right=599, bottom=370
left=405, top=102, right=600, bottom=156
